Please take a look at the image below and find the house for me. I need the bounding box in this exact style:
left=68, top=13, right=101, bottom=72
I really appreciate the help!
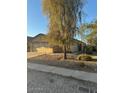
left=27, top=33, right=85, bottom=54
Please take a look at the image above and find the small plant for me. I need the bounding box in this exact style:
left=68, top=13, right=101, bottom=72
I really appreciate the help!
left=77, top=55, right=93, bottom=61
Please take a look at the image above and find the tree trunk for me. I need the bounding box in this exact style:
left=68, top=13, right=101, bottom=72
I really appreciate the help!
left=63, top=45, right=67, bottom=59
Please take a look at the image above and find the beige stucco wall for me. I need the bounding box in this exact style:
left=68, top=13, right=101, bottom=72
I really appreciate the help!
left=27, top=52, right=42, bottom=59
left=27, top=48, right=53, bottom=59
left=28, top=41, right=82, bottom=53
left=36, top=47, right=53, bottom=54
left=70, top=45, right=79, bottom=52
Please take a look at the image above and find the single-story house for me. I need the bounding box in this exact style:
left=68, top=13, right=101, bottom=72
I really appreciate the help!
left=27, top=33, right=85, bottom=54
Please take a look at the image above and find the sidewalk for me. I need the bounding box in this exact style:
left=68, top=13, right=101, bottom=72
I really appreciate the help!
left=27, top=62, right=97, bottom=83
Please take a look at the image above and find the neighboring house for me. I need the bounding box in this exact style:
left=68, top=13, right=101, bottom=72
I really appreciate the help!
left=27, top=33, right=85, bottom=54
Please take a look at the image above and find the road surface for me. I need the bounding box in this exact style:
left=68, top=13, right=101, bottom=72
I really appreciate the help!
left=27, top=69, right=97, bottom=93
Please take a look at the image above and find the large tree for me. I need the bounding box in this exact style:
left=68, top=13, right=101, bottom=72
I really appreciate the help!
left=42, top=0, right=85, bottom=59
left=79, top=20, right=97, bottom=54
left=80, top=20, right=97, bottom=46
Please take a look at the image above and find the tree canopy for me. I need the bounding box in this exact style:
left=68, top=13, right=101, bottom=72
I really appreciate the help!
left=79, top=20, right=97, bottom=46
left=42, top=0, right=86, bottom=59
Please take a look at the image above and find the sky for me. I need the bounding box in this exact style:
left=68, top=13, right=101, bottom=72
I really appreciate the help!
left=27, top=0, right=97, bottom=37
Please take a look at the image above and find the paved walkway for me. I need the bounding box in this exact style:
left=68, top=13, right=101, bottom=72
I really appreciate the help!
left=27, top=63, right=97, bottom=83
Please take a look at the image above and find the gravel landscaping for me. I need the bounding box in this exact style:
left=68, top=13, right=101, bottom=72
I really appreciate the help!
left=27, top=54, right=97, bottom=73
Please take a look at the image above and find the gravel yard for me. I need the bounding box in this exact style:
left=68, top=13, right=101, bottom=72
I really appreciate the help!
left=28, top=54, right=97, bottom=73
left=27, top=69, right=97, bottom=93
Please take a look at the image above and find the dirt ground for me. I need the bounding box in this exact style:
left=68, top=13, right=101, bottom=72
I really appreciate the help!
left=27, top=54, right=97, bottom=73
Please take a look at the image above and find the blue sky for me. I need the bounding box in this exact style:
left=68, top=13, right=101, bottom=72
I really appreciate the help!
left=27, top=0, right=97, bottom=37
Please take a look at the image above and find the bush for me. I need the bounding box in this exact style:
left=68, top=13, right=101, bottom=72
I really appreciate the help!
left=83, top=45, right=96, bottom=54
left=77, top=55, right=93, bottom=61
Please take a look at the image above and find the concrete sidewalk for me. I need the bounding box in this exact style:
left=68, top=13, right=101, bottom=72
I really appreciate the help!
left=27, top=63, right=97, bottom=83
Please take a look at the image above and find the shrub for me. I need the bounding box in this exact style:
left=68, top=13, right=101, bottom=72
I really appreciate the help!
left=83, top=45, right=96, bottom=54
left=77, top=55, right=93, bottom=61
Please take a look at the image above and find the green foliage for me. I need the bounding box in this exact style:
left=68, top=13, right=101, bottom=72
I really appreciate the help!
left=77, top=54, right=93, bottom=61
left=86, top=20, right=97, bottom=46
left=79, top=20, right=97, bottom=46
left=84, top=45, right=93, bottom=54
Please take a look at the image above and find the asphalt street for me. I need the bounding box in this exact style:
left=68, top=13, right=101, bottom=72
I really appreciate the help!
left=27, top=69, right=97, bottom=93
